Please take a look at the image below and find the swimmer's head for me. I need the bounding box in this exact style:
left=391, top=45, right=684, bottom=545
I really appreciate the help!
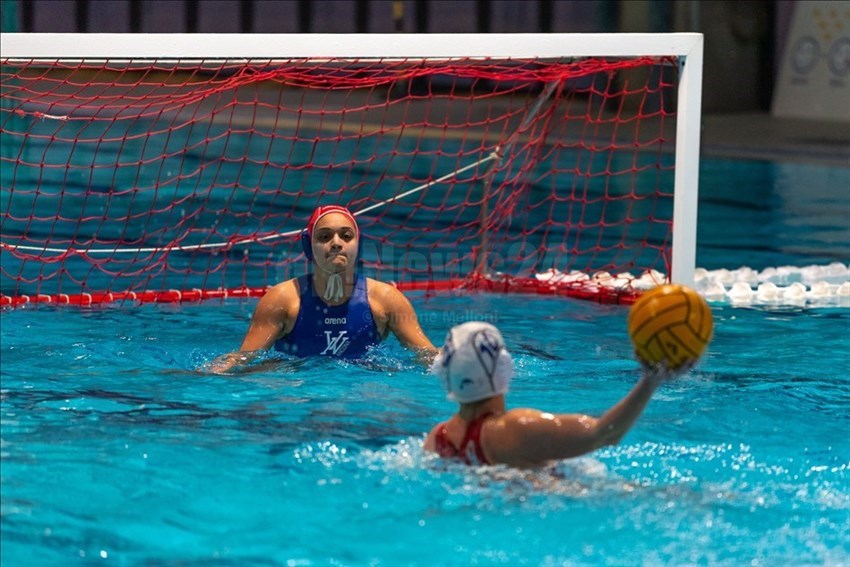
left=431, top=321, right=513, bottom=404
left=301, top=205, right=360, bottom=263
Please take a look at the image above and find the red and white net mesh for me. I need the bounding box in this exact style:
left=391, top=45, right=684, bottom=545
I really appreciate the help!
left=1, top=55, right=678, bottom=307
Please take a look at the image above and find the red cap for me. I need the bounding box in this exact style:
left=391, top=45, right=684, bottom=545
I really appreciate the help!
left=305, top=205, right=359, bottom=239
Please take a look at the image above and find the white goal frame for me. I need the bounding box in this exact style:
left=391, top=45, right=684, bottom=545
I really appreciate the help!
left=1, top=32, right=704, bottom=287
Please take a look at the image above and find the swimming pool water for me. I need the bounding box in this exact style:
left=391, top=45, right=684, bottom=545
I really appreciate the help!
left=2, top=156, right=849, bottom=565
left=2, top=290, right=849, bottom=565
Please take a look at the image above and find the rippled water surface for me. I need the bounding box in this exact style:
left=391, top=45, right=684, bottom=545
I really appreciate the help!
left=2, top=293, right=849, bottom=565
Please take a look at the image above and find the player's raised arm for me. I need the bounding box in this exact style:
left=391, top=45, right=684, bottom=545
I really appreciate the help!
left=487, top=363, right=683, bottom=467
left=424, top=305, right=711, bottom=469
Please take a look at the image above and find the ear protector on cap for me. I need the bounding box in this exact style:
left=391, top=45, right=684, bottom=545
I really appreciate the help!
left=301, top=229, right=315, bottom=262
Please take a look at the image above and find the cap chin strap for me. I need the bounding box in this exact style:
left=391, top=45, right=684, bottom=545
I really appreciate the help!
left=323, top=272, right=344, bottom=302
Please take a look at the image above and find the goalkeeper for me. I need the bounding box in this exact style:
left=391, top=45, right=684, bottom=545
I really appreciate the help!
left=208, top=206, right=438, bottom=373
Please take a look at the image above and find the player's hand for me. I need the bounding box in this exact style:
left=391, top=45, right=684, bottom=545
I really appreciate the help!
left=640, top=357, right=694, bottom=385
left=202, top=352, right=249, bottom=375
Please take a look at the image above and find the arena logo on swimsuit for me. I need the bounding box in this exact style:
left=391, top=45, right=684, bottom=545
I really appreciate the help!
left=321, top=330, right=350, bottom=355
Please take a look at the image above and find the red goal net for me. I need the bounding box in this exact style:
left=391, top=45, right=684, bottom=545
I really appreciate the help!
left=1, top=49, right=680, bottom=307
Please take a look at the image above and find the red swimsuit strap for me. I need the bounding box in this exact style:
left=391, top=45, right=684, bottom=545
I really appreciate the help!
left=434, top=413, right=493, bottom=465
left=458, top=412, right=492, bottom=465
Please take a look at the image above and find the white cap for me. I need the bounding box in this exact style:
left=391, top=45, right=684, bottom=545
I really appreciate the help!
left=431, top=322, right=514, bottom=403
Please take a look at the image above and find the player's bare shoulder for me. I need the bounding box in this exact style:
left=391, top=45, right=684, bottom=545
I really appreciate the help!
left=366, top=277, right=399, bottom=297
left=365, top=278, right=404, bottom=329
left=256, top=277, right=301, bottom=320
left=366, top=278, right=411, bottom=309
left=264, top=277, right=300, bottom=300
left=365, top=277, right=436, bottom=355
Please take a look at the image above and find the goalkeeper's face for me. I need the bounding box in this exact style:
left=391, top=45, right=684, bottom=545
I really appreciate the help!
left=312, top=212, right=359, bottom=273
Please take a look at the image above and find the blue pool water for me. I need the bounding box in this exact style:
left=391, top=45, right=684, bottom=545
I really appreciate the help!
left=2, top=157, right=850, bottom=565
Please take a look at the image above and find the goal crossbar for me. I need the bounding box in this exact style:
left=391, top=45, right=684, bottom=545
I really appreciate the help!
left=3, top=32, right=704, bottom=60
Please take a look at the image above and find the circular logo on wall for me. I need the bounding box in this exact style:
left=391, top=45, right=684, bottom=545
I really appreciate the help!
left=827, top=38, right=850, bottom=77
left=791, top=36, right=820, bottom=74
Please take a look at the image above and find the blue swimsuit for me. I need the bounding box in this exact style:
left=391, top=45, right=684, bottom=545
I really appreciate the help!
left=274, top=274, right=381, bottom=359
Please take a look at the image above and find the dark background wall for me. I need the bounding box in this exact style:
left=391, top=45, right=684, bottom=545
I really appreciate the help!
left=0, top=0, right=795, bottom=113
